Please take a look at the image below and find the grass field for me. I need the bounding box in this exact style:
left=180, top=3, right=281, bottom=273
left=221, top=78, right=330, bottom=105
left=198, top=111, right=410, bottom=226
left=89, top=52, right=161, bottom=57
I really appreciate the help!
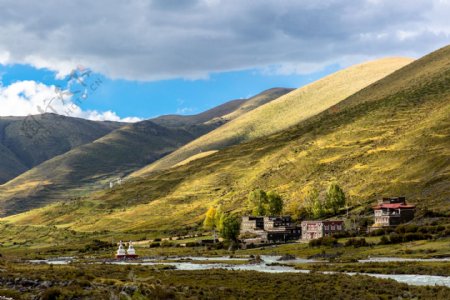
left=0, top=261, right=448, bottom=299
left=134, top=57, right=412, bottom=174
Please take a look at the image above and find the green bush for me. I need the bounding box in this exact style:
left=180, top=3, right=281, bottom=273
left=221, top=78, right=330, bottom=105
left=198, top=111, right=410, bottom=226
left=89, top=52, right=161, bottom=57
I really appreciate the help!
left=40, top=287, right=62, bottom=300
left=309, top=236, right=338, bottom=247
left=379, top=235, right=389, bottom=245
left=160, top=240, right=174, bottom=247
left=344, top=238, right=369, bottom=248
left=185, top=241, right=200, bottom=247
left=149, top=242, right=160, bottom=248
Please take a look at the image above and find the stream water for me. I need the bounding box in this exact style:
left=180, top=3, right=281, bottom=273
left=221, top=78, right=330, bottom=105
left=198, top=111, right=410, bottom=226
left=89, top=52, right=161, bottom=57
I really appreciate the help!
left=29, top=255, right=450, bottom=287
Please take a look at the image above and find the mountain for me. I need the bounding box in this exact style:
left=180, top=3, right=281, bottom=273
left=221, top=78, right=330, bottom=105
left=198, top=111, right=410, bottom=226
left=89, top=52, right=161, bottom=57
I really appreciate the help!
left=0, top=114, right=124, bottom=184
left=132, top=57, right=412, bottom=176
left=0, top=89, right=291, bottom=216
left=6, top=45, right=449, bottom=234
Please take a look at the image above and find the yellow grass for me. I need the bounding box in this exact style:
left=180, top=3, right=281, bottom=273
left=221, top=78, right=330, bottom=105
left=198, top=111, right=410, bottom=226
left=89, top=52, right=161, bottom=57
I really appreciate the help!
left=133, top=57, right=412, bottom=176
left=173, top=150, right=218, bottom=167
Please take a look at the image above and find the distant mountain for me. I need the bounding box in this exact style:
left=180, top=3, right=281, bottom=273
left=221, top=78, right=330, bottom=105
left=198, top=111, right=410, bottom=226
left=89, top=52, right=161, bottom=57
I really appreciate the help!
left=132, top=57, right=412, bottom=176
left=0, top=114, right=124, bottom=184
left=0, top=88, right=291, bottom=216
left=9, top=45, right=449, bottom=234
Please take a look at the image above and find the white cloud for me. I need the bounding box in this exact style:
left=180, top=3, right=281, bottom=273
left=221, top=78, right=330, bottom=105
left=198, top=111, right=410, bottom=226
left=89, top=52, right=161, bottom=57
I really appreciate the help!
left=0, top=80, right=141, bottom=122
left=0, top=0, right=448, bottom=81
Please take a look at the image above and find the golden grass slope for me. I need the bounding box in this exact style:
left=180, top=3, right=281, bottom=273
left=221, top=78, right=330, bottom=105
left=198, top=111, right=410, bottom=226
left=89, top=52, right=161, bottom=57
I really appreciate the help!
left=132, top=57, right=412, bottom=176
left=6, top=43, right=450, bottom=234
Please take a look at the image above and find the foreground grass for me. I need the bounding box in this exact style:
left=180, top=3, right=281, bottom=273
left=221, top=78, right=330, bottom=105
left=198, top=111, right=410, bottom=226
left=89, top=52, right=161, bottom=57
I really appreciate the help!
left=294, top=261, right=450, bottom=276
left=0, top=261, right=449, bottom=299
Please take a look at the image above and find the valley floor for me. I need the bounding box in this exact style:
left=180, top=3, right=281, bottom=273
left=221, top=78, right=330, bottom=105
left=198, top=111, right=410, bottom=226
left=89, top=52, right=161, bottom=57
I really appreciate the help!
left=1, top=230, right=450, bottom=299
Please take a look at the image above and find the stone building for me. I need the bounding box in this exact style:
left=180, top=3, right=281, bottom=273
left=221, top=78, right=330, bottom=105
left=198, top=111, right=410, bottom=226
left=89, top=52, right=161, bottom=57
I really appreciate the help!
left=371, top=197, right=415, bottom=230
left=301, top=220, right=344, bottom=241
left=240, top=216, right=301, bottom=246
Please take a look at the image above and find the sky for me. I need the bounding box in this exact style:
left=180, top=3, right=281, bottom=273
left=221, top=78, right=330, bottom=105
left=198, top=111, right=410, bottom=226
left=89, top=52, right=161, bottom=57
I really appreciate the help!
left=0, top=0, right=449, bottom=122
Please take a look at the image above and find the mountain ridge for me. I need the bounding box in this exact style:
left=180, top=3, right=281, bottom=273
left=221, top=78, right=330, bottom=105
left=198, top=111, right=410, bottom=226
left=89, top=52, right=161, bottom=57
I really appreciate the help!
left=0, top=89, right=292, bottom=216
left=6, top=45, right=448, bottom=233
left=132, top=57, right=412, bottom=176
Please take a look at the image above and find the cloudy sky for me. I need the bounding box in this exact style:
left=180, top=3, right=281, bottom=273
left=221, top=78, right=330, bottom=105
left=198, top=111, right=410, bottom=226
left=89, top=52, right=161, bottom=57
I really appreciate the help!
left=0, top=0, right=449, bottom=121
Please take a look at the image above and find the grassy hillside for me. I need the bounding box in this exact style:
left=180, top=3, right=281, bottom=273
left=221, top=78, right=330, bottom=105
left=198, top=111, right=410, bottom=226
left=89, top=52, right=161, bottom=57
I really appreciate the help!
left=0, top=114, right=124, bottom=183
left=0, top=89, right=289, bottom=216
left=133, top=57, right=412, bottom=176
left=6, top=45, right=449, bottom=234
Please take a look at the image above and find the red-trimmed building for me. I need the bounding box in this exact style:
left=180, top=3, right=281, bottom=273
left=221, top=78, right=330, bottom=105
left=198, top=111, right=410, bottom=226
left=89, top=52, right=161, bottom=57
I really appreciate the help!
left=372, top=197, right=415, bottom=229
left=301, top=220, right=344, bottom=241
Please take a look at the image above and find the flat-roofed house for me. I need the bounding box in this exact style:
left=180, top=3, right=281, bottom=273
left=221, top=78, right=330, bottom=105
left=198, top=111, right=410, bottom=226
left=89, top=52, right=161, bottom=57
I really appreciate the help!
left=301, top=220, right=344, bottom=241
left=240, top=216, right=301, bottom=246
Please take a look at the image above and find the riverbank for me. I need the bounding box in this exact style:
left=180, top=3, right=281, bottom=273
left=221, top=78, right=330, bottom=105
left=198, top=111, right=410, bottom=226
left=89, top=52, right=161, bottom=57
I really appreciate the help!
left=1, top=260, right=449, bottom=299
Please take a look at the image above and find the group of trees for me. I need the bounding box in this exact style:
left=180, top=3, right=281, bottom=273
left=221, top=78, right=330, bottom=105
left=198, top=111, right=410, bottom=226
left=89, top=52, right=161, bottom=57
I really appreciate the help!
left=247, top=189, right=284, bottom=216
left=203, top=206, right=240, bottom=242
left=301, top=183, right=346, bottom=219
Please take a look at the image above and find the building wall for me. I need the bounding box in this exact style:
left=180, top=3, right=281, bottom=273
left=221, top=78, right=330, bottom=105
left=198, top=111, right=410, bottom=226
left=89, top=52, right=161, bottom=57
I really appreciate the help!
left=301, top=221, right=344, bottom=241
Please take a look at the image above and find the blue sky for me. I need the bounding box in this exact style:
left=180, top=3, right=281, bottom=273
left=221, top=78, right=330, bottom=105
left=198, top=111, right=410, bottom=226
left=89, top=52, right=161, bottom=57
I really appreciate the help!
left=0, top=63, right=340, bottom=120
left=0, top=1, right=448, bottom=121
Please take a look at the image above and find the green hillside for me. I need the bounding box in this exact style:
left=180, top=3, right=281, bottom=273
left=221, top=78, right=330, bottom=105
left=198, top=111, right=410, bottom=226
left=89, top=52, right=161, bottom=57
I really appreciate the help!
left=0, top=89, right=289, bottom=216
left=133, top=57, right=412, bottom=176
left=0, top=114, right=124, bottom=183
left=6, top=45, right=449, bottom=234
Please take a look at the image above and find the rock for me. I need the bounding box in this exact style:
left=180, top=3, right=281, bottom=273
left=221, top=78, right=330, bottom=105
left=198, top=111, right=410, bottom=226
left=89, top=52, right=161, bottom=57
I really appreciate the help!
left=41, top=281, right=53, bottom=288
left=248, top=255, right=263, bottom=264
left=122, top=285, right=138, bottom=294
left=278, top=254, right=296, bottom=261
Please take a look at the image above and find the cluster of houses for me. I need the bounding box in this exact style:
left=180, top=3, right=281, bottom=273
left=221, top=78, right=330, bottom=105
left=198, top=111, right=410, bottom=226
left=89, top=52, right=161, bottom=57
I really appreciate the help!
left=239, top=197, right=415, bottom=246
left=114, top=197, right=417, bottom=256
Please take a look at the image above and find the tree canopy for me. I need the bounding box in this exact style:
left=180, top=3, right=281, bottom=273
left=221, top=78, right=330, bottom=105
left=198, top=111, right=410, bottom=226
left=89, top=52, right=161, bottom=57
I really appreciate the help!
left=247, top=189, right=284, bottom=216
left=220, top=214, right=241, bottom=242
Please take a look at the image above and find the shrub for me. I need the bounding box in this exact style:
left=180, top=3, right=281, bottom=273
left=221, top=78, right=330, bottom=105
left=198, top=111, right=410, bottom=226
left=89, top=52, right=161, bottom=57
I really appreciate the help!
left=389, top=233, right=402, bottom=244
left=404, top=225, right=419, bottom=233
left=40, top=288, right=62, bottom=300
left=345, top=238, right=368, bottom=248
left=379, top=235, right=390, bottom=245
left=149, top=242, right=160, bottom=248
left=82, top=239, right=114, bottom=252
left=153, top=238, right=162, bottom=242
left=402, top=233, right=431, bottom=242
left=160, top=240, right=174, bottom=247
left=309, top=236, right=338, bottom=248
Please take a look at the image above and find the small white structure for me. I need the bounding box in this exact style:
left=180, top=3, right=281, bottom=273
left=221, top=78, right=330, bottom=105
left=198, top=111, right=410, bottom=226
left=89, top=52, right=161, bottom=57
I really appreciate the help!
left=127, top=241, right=137, bottom=258
left=109, top=177, right=124, bottom=189
left=116, top=240, right=126, bottom=259
left=115, top=240, right=138, bottom=259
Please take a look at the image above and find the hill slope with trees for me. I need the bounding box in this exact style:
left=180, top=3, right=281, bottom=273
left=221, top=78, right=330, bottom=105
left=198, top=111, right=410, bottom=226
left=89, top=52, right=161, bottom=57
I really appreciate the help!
left=4, top=45, right=450, bottom=235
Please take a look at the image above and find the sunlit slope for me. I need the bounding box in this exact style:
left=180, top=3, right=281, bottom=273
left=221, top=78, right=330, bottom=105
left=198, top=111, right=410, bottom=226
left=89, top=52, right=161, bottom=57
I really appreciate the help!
left=0, top=89, right=290, bottom=216
left=6, top=45, right=449, bottom=233
left=133, top=57, right=412, bottom=176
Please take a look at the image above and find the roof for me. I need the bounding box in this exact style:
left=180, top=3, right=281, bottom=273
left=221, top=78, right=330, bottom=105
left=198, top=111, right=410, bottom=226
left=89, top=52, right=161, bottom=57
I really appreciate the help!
left=373, top=203, right=415, bottom=209
left=301, top=220, right=344, bottom=225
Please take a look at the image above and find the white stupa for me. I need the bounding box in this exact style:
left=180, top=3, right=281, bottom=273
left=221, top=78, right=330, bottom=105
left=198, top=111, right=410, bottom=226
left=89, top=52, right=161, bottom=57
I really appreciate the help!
left=126, top=241, right=137, bottom=258
left=116, top=240, right=126, bottom=259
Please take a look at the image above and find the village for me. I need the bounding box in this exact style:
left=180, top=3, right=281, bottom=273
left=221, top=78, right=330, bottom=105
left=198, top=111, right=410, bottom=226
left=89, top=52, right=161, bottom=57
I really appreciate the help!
left=115, top=196, right=417, bottom=258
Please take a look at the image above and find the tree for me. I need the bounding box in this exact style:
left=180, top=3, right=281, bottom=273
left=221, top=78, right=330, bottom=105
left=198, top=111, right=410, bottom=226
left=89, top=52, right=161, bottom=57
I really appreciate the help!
left=303, top=187, right=320, bottom=218
left=325, top=183, right=346, bottom=215
left=247, top=189, right=268, bottom=216
left=267, top=191, right=283, bottom=216
left=312, top=197, right=325, bottom=219
left=203, top=206, right=222, bottom=242
left=220, top=214, right=241, bottom=242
